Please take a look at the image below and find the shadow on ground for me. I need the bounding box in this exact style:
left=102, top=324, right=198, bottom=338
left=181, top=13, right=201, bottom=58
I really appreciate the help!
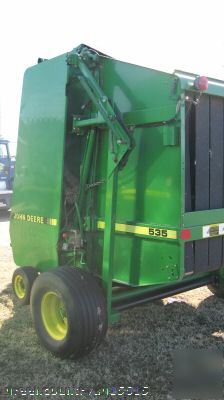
left=0, top=281, right=224, bottom=399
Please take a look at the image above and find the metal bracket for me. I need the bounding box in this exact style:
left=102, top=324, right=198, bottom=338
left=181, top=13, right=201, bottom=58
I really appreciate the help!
left=68, top=47, right=134, bottom=177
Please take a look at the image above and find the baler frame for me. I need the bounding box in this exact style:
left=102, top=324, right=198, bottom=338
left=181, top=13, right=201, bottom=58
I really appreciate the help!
left=69, top=48, right=181, bottom=321
left=69, top=48, right=224, bottom=322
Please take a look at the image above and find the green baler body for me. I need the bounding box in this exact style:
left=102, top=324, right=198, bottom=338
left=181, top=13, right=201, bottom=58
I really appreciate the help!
left=10, top=45, right=224, bottom=318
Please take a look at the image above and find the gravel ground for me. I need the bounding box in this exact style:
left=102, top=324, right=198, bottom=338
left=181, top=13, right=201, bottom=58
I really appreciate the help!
left=0, top=211, right=224, bottom=399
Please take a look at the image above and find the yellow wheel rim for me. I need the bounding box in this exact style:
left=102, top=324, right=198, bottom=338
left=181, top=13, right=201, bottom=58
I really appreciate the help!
left=14, top=275, right=26, bottom=299
left=41, top=292, right=68, bottom=341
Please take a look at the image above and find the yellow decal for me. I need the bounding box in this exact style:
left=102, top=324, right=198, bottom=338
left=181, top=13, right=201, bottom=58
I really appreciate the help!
left=97, top=220, right=106, bottom=230
left=12, top=213, right=57, bottom=226
left=203, top=223, right=224, bottom=238
left=47, top=218, right=57, bottom=226
left=97, top=221, right=177, bottom=239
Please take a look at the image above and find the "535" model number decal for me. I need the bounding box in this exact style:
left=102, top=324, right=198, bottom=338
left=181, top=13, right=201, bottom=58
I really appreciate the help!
left=149, top=228, right=168, bottom=237
left=148, top=227, right=177, bottom=239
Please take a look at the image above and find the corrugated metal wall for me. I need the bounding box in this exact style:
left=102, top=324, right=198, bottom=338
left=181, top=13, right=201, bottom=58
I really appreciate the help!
left=185, top=92, right=224, bottom=273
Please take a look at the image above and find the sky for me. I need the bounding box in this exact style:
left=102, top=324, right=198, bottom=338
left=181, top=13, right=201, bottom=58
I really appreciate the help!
left=0, top=0, right=224, bottom=142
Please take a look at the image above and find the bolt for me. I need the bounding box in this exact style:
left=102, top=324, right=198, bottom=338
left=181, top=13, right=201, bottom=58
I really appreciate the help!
left=117, top=139, right=126, bottom=145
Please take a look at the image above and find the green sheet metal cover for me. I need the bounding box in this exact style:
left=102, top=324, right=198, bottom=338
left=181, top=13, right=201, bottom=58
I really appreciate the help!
left=10, top=54, right=68, bottom=270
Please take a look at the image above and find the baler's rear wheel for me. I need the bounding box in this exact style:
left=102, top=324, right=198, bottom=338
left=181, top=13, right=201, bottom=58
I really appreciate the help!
left=30, top=266, right=108, bottom=359
left=12, top=267, right=38, bottom=305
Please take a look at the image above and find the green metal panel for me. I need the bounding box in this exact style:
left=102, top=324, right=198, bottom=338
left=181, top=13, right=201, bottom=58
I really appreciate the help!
left=102, top=58, right=178, bottom=115
left=92, top=58, right=182, bottom=286
left=183, top=209, right=224, bottom=227
left=10, top=55, right=68, bottom=271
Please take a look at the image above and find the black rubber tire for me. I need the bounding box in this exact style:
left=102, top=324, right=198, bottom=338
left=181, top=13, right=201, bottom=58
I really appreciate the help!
left=207, top=283, right=224, bottom=298
left=12, top=267, right=38, bottom=305
left=30, top=266, right=108, bottom=359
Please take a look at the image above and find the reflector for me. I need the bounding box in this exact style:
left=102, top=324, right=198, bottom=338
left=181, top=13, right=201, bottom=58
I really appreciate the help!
left=194, top=76, right=208, bottom=91
left=181, top=229, right=191, bottom=240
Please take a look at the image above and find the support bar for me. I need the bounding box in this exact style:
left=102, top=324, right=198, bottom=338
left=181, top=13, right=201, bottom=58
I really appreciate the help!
left=112, top=276, right=214, bottom=311
left=68, top=47, right=134, bottom=177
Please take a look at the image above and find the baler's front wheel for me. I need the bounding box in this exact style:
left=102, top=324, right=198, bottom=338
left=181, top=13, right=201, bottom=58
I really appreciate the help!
left=12, top=267, right=38, bottom=305
left=30, top=266, right=108, bottom=359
